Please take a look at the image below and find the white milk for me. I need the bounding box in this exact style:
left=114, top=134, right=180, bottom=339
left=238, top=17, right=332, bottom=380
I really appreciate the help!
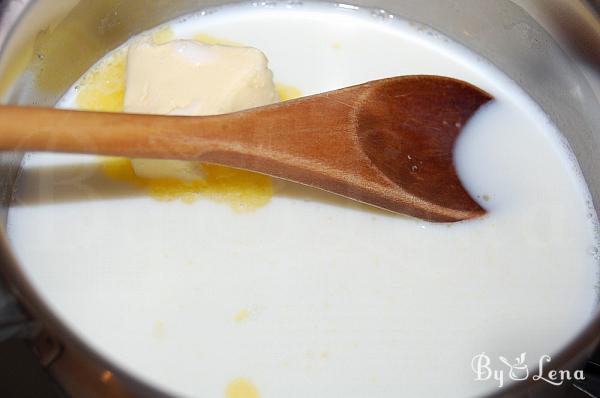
left=6, top=2, right=600, bottom=397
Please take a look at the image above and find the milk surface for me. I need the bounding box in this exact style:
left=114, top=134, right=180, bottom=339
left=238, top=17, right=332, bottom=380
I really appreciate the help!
left=6, top=2, right=600, bottom=398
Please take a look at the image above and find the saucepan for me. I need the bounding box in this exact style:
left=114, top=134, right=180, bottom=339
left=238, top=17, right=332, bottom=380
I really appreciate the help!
left=1, top=0, right=600, bottom=397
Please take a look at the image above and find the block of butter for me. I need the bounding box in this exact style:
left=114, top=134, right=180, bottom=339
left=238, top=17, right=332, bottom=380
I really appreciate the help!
left=124, top=39, right=279, bottom=181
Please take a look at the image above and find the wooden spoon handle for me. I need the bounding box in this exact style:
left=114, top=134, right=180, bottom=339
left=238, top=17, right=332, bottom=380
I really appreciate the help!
left=0, top=91, right=362, bottom=180
left=0, top=98, right=369, bottom=191
left=0, top=94, right=352, bottom=151
left=0, top=105, right=235, bottom=158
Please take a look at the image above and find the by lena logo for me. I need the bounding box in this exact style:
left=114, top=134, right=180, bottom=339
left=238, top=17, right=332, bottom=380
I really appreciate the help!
left=471, top=352, right=585, bottom=388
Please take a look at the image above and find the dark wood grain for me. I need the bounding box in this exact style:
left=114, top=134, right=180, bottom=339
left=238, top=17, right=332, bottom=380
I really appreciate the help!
left=0, top=75, right=493, bottom=222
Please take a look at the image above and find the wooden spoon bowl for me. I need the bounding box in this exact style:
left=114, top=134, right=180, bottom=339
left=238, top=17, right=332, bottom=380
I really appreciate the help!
left=355, top=76, right=492, bottom=220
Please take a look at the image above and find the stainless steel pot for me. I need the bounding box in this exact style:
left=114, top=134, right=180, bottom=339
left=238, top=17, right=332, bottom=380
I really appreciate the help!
left=1, top=1, right=600, bottom=397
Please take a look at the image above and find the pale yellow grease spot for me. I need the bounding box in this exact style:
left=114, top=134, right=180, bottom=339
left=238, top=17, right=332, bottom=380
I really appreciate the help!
left=76, top=48, right=275, bottom=211
left=226, top=379, right=260, bottom=398
left=76, top=49, right=127, bottom=113
left=234, top=309, right=250, bottom=322
left=275, top=83, right=303, bottom=102
left=332, top=42, right=342, bottom=49
left=153, top=320, right=165, bottom=338
left=194, top=33, right=242, bottom=46
left=151, top=25, right=175, bottom=45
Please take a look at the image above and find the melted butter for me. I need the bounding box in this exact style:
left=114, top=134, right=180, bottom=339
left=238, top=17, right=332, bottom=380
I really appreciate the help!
left=101, top=158, right=272, bottom=211
left=101, top=157, right=203, bottom=204
left=202, top=165, right=273, bottom=212
left=76, top=30, right=301, bottom=211
left=75, top=49, right=127, bottom=113
left=152, top=26, right=175, bottom=45
left=226, top=379, right=260, bottom=398
left=275, top=84, right=303, bottom=101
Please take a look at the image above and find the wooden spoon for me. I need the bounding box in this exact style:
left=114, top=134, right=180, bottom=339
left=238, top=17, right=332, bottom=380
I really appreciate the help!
left=0, top=75, right=492, bottom=222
